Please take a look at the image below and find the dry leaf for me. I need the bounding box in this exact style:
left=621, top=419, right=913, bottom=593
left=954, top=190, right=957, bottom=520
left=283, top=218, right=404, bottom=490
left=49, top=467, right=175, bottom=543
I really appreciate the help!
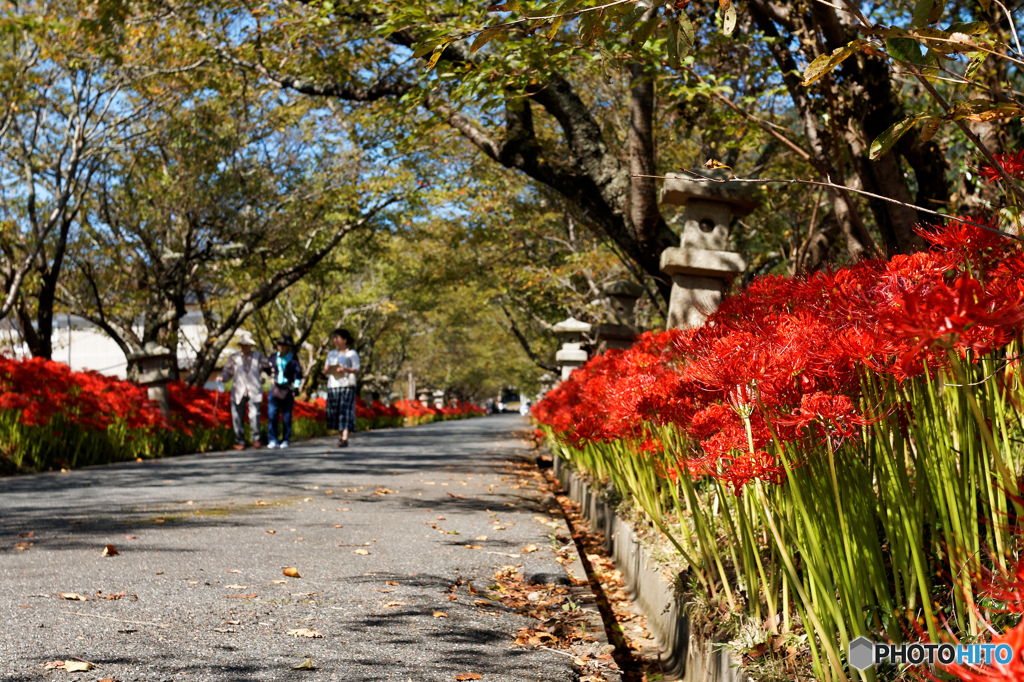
left=227, top=569, right=241, bottom=573
left=225, top=594, right=257, bottom=599
left=266, top=530, right=276, bottom=534
left=42, top=661, right=65, bottom=670
left=64, top=661, right=93, bottom=672
left=104, top=591, right=127, bottom=600
left=475, top=536, right=488, bottom=541
left=386, top=581, right=399, bottom=586
left=287, top=628, right=323, bottom=638
left=225, top=620, right=241, bottom=625
left=432, top=611, right=448, bottom=618
left=373, top=488, right=396, bottom=495
left=465, top=545, right=484, bottom=550
left=341, top=488, right=359, bottom=492
left=522, top=544, right=539, bottom=553
left=283, top=567, right=301, bottom=578
left=292, top=659, right=315, bottom=670
left=384, top=601, right=406, bottom=608
left=353, top=549, right=370, bottom=555
left=437, top=516, right=446, bottom=521
left=18, top=531, right=34, bottom=538
left=213, top=628, right=234, bottom=633
left=225, top=585, right=248, bottom=589
left=447, top=493, right=465, bottom=499
left=325, top=490, right=333, bottom=494
left=99, top=679, right=116, bottom=682
left=59, top=593, right=89, bottom=601
left=272, top=579, right=288, bottom=584
left=255, top=500, right=268, bottom=506
left=101, top=544, right=119, bottom=557
left=454, top=674, right=482, bottom=681
left=333, top=525, right=344, bottom=528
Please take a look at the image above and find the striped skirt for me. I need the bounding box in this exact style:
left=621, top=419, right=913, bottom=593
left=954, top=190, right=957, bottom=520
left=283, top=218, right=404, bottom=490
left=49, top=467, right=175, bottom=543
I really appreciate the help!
left=326, top=386, right=357, bottom=432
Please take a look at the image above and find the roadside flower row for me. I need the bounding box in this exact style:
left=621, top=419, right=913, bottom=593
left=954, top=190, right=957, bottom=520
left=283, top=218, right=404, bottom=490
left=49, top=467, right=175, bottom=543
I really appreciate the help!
left=0, top=357, right=483, bottom=474
left=534, top=215, right=1024, bottom=681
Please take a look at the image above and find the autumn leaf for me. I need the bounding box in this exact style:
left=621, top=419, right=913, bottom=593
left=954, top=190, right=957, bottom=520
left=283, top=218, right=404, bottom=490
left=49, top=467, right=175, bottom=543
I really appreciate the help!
left=283, top=567, right=301, bottom=578
left=272, top=579, right=288, bottom=584
left=433, top=611, right=449, bottom=618
left=384, top=601, right=407, bottom=608
left=64, top=661, right=93, bottom=672
left=266, top=529, right=276, bottom=534
left=59, top=593, right=89, bottom=601
left=454, top=674, right=482, bottom=680
left=101, top=544, right=119, bottom=557
left=42, top=661, right=65, bottom=670
left=287, top=628, right=323, bottom=638
left=386, top=581, right=399, bottom=586
left=333, top=525, right=344, bottom=528
left=227, top=569, right=241, bottom=573
left=225, top=585, right=248, bottom=589
left=465, top=545, right=484, bottom=550
left=475, top=536, right=488, bottom=541
left=353, top=549, right=370, bottom=555
left=291, top=658, right=315, bottom=670
left=522, top=544, right=539, bottom=553
left=225, top=593, right=257, bottom=599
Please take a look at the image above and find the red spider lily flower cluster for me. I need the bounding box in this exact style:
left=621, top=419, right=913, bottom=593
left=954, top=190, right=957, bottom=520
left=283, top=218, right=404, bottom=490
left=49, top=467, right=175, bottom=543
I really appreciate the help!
left=534, top=217, right=1024, bottom=494
left=980, top=149, right=1024, bottom=183
left=0, top=356, right=325, bottom=439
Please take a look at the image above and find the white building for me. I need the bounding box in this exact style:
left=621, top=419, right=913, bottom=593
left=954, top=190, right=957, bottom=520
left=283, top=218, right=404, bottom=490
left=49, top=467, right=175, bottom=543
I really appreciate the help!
left=1, top=310, right=213, bottom=380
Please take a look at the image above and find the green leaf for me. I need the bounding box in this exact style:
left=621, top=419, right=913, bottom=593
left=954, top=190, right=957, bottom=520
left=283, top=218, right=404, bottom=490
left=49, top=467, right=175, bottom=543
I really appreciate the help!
left=869, top=114, right=925, bottom=160
left=618, top=4, right=649, bottom=31
left=911, top=0, right=942, bottom=28
left=579, top=10, right=603, bottom=44
left=412, top=38, right=448, bottom=59
left=470, top=27, right=501, bottom=52
left=556, top=0, right=584, bottom=12
left=488, top=1, right=521, bottom=11
left=720, top=0, right=737, bottom=35
left=801, top=40, right=865, bottom=87
left=886, top=36, right=926, bottom=64
left=679, top=12, right=695, bottom=55
left=944, top=21, right=988, bottom=35
left=424, top=44, right=448, bottom=70
left=964, top=52, right=986, bottom=81
left=631, top=12, right=659, bottom=47
left=666, top=17, right=680, bottom=68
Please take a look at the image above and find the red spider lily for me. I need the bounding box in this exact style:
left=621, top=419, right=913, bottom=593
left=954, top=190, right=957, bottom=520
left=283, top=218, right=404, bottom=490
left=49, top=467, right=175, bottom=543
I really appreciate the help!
left=980, top=149, right=1024, bottom=183
left=535, top=214, right=1024, bottom=493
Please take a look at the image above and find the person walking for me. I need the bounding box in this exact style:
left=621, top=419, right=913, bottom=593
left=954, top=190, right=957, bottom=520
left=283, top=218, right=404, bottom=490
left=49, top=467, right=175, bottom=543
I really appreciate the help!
left=323, top=328, right=359, bottom=448
left=218, top=330, right=270, bottom=450
left=267, top=334, right=303, bottom=450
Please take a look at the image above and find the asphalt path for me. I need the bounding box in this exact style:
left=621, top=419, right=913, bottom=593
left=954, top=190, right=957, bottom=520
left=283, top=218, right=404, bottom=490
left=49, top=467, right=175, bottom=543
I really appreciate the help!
left=0, top=414, right=579, bottom=682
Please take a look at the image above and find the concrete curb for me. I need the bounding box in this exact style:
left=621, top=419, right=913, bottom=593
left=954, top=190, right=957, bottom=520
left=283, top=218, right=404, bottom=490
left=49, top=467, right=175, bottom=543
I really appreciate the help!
left=553, top=456, right=747, bottom=682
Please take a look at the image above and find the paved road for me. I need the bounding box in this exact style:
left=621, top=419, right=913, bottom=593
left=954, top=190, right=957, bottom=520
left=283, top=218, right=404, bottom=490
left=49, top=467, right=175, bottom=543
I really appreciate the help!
left=0, top=415, right=578, bottom=682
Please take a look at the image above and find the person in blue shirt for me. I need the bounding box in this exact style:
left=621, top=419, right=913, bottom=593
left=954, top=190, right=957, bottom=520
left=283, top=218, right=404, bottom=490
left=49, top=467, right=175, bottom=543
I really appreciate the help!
left=266, top=334, right=303, bottom=449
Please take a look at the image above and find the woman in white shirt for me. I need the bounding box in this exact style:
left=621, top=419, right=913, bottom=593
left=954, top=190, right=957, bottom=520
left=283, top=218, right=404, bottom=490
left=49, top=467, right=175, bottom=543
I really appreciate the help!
left=323, top=328, right=360, bottom=448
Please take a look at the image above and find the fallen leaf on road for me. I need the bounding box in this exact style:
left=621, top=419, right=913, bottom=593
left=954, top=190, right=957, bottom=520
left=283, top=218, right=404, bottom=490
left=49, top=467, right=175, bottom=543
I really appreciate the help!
left=447, top=493, right=465, bottom=499
left=333, top=525, right=344, bottom=528
left=437, top=516, right=446, bottom=520
left=353, top=549, right=370, bottom=555
left=225, top=585, right=248, bottom=589
left=341, top=488, right=358, bottom=492
left=493, top=526, right=506, bottom=530
left=255, top=500, right=268, bottom=506
left=454, top=674, right=482, bottom=680
left=283, top=567, right=301, bottom=578
left=447, top=594, right=457, bottom=601
left=325, top=490, right=333, bottom=494
left=59, top=593, right=89, bottom=601
left=433, top=611, right=448, bottom=618
left=272, top=580, right=288, bottom=584
left=266, top=530, right=276, bottom=534
left=465, top=545, right=484, bottom=550
left=103, top=591, right=127, bottom=600
left=18, top=531, right=34, bottom=538
left=124, top=535, right=138, bottom=539
left=225, top=620, right=241, bottom=625
left=225, top=594, right=257, bottom=599
left=213, top=628, right=234, bottom=633
left=384, top=601, right=406, bottom=608
left=15, top=542, right=32, bottom=550
left=292, top=658, right=315, bottom=670
left=42, top=661, right=65, bottom=670
left=522, top=544, right=539, bottom=554
left=374, top=488, right=396, bottom=495
left=101, top=544, right=119, bottom=557
left=287, top=628, right=323, bottom=638
left=342, top=508, right=351, bottom=511
left=303, top=497, right=313, bottom=501
left=476, top=536, right=488, bottom=541
left=99, top=679, right=116, bottom=682
left=386, top=581, right=399, bottom=586
left=64, top=661, right=93, bottom=672
left=227, top=569, right=242, bottom=573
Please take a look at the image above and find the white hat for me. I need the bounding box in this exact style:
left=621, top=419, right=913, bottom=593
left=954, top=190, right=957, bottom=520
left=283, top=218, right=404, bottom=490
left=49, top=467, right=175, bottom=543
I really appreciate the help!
left=237, top=330, right=256, bottom=346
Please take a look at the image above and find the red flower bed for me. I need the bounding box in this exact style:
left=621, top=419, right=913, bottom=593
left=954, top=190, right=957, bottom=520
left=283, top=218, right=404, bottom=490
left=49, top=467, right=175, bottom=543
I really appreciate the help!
left=534, top=218, right=1024, bottom=493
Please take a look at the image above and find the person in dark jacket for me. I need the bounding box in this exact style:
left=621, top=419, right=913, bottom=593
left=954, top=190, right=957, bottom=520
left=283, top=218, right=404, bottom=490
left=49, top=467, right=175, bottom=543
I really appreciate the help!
left=266, top=334, right=303, bottom=449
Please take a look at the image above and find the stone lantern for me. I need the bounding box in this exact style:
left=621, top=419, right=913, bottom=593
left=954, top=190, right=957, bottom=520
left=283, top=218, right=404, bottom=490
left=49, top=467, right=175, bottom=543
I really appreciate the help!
left=553, top=317, right=592, bottom=382
left=432, top=389, right=445, bottom=409
left=659, top=173, right=758, bottom=328
left=127, top=341, right=175, bottom=417
left=594, top=280, right=644, bottom=354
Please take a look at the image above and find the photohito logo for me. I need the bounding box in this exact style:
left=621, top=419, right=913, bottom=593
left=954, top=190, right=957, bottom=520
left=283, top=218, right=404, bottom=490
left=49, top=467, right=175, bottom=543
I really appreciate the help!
left=849, top=636, right=1015, bottom=670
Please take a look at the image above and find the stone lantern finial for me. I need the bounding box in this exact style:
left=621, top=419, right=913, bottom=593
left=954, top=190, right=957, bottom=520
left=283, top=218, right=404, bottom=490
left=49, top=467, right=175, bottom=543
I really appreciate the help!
left=553, top=316, right=592, bottom=381
left=659, top=173, right=758, bottom=329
